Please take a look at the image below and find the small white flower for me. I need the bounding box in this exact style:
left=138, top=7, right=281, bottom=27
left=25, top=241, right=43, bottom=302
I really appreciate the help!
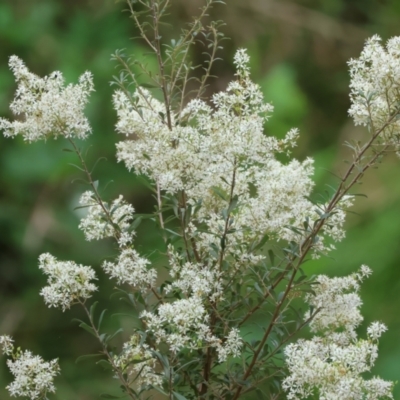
left=348, top=35, right=400, bottom=152
left=114, top=50, right=345, bottom=258
left=367, top=322, right=387, bottom=341
left=141, top=296, right=211, bottom=351
left=114, top=334, right=161, bottom=387
left=6, top=349, right=60, bottom=400
left=233, top=48, right=251, bottom=77
left=0, top=56, right=94, bottom=141
left=0, top=335, right=14, bottom=356
left=39, top=253, right=97, bottom=311
left=102, top=248, right=156, bottom=290
left=217, top=328, right=242, bottom=363
left=283, top=268, right=393, bottom=400
left=78, top=191, right=134, bottom=241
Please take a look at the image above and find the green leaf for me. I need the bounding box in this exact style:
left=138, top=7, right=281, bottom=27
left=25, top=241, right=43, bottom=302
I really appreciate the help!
left=277, top=291, right=285, bottom=303
left=227, top=194, right=239, bottom=213
left=303, top=217, right=309, bottom=231
left=97, top=359, right=113, bottom=371
left=254, top=282, right=264, bottom=296
left=173, top=392, right=188, bottom=400
left=100, top=394, right=124, bottom=399
left=164, top=228, right=182, bottom=237
left=73, top=319, right=97, bottom=338
left=211, top=186, right=228, bottom=201
left=254, top=234, right=269, bottom=251
left=268, top=249, right=275, bottom=265
left=106, top=328, right=123, bottom=343
left=220, top=236, right=226, bottom=250
left=130, top=216, right=142, bottom=230
left=140, top=82, right=159, bottom=89
left=68, top=163, right=85, bottom=172
left=90, top=301, right=99, bottom=323
left=111, top=312, right=138, bottom=320
left=98, top=309, right=107, bottom=331
left=75, top=353, right=103, bottom=364
left=152, top=386, right=169, bottom=396
left=175, top=358, right=200, bottom=373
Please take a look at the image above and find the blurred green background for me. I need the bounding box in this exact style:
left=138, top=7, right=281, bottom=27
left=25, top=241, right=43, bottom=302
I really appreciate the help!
left=1, top=0, right=400, bottom=398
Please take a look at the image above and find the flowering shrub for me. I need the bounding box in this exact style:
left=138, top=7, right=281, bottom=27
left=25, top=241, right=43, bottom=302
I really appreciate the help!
left=0, top=1, right=398, bottom=399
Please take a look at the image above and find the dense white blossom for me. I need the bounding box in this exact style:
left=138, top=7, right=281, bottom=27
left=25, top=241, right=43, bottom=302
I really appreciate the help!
left=141, top=296, right=210, bottom=352
left=6, top=347, right=59, bottom=400
left=141, top=295, right=242, bottom=361
left=304, top=266, right=371, bottom=336
left=114, top=49, right=349, bottom=258
left=78, top=191, right=135, bottom=241
left=0, top=56, right=94, bottom=141
left=102, top=248, right=156, bottom=290
left=0, top=335, right=14, bottom=356
left=367, top=322, right=388, bottom=341
left=217, top=328, right=243, bottom=363
left=166, top=245, right=223, bottom=300
left=283, top=268, right=393, bottom=399
left=349, top=35, right=400, bottom=151
left=114, top=334, right=161, bottom=387
left=1, top=31, right=396, bottom=399
left=39, top=253, right=97, bottom=311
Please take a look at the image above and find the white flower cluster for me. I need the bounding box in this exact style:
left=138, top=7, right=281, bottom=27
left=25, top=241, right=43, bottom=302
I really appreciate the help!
left=114, top=49, right=349, bottom=259
left=166, top=245, right=223, bottom=300
left=0, top=56, right=94, bottom=141
left=114, top=334, right=161, bottom=387
left=217, top=327, right=242, bottom=363
left=0, top=336, right=59, bottom=400
left=305, top=265, right=372, bottom=336
left=349, top=35, right=400, bottom=149
left=0, top=335, right=14, bottom=356
left=141, top=296, right=210, bottom=352
left=78, top=191, right=134, bottom=242
left=39, top=253, right=97, bottom=311
left=7, top=351, right=60, bottom=399
left=141, top=296, right=242, bottom=361
left=283, top=267, right=393, bottom=400
left=102, top=248, right=156, bottom=291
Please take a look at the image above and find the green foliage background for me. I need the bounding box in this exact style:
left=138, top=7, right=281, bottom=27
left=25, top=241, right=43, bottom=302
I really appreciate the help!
left=1, top=0, right=400, bottom=398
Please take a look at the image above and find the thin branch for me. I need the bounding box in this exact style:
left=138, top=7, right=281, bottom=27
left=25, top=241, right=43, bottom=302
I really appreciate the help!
left=231, top=115, right=395, bottom=399
left=80, top=301, right=138, bottom=400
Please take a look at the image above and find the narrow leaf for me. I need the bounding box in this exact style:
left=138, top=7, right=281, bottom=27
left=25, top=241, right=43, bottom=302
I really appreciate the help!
left=268, top=249, right=275, bottom=265
left=97, top=359, right=113, bottom=371
left=75, top=353, right=103, bottom=364
left=90, top=301, right=99, bottom=323
left=211, top=186, right=228, bottom=201
left=173, top=392, right=188, bottom=400
left=100, top=394, right=123, bottom=399
left=98, top=309, right=107, bottom=331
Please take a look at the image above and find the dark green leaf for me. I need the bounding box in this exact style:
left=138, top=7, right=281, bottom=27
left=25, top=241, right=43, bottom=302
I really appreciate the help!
left=268, top=249, right=274, bottom=265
